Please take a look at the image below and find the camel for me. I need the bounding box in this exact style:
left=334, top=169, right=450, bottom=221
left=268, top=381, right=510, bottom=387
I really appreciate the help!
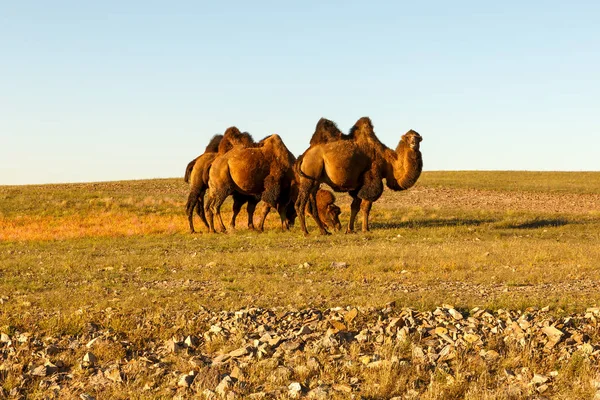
left=185, top=128, right=257, bottom=233
left=307, top=188, right=342, bottom=231
left=184, top=134, right=222, bottom=183
left=294, top=117, right=423, bottom=235
left=205, top=134, right=296, bottom=233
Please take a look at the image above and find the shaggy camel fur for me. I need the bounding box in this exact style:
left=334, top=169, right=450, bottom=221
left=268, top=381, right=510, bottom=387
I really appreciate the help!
left=295, top=117, right=423, bottom=235
left=307, top=189, right=342, bottom=231
left=205, top=134, right=296, bottom=233
left=185, top=128, right=257, bottom=233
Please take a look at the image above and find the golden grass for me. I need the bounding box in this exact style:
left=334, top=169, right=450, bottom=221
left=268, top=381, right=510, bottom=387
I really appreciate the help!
left=1, top=172, right=600, bottom=397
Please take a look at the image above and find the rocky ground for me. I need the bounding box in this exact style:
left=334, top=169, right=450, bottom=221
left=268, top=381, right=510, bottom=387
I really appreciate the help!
left=2, top=303, right=600, bottom=399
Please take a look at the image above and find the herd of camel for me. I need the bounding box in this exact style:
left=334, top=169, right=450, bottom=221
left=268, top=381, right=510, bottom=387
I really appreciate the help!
left=184, top=117, right=423, bottom=235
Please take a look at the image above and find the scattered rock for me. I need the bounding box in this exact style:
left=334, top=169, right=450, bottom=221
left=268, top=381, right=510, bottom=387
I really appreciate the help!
left=215, top=375, right=233, bottom=397
left=330, top=261, right=348, bottom=269
left=178, top=371, right=196, bottom=388
left=82, top=352, right=97, bottom=368
left=104, top=365, right=123, bottom=383
left=288, top=382, right=303, bottom=398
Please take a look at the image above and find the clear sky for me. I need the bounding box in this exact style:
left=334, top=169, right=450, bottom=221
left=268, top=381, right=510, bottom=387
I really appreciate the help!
left=1, top=1, right=598, bottom=185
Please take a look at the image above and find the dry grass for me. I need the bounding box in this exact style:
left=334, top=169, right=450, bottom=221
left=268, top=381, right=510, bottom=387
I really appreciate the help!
left=1, top=171, right=600, bottom=398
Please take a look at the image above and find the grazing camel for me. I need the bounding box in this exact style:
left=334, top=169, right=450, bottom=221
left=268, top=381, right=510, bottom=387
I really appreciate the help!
left=307, top=189, right=342, bottom=231
left=185, top=128, right=256, bottom=233
left=205, top=134, right=296, bottom=233
left=294, top=117, right=423, bottom=235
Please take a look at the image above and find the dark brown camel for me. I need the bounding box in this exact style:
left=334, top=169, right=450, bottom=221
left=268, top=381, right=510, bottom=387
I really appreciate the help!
left=294, top=117, right=423, bottom=235
left=185, top=128, right=257, bottom=233
left=307, top=189, right=342, bottom=231
left=205, top=134, right=296, bottom=233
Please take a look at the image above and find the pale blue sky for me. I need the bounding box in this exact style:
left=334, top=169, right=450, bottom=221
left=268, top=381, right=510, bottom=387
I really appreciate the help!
left=1, top=1, right=598, bottom=184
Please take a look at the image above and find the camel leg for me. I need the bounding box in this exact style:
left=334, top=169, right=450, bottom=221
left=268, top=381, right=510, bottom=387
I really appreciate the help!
left=246, top=198, right=258, bottom=230
left=277, top=204, right=289, bottom=231
left=295, top=187, right=311, bottom=236
left=196, top=188, right=209, bottom=229
left=295, top=179, right=328, bottom=236
left=256, top=203, right=272, bottom=232
left=230, top=193, right=247, bottom=231
left=346, top=194, right=362, bottom=234
left=185, top=187, right=201, bottom=234
left=360, top=200, right=373, bottom=232
left=215, top=201, right=227, bottom=232
left=308, top=191, right=329, bottom=235
left=205, top=188, right=229, bottom=233
left=204, top=191, right=216, bottom=233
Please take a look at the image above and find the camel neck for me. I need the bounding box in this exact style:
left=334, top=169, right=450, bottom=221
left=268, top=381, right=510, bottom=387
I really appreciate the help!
left=384, top=143, right=423, bottom=191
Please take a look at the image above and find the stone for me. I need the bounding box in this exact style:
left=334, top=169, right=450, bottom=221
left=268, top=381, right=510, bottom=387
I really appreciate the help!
left=82, top=352, right=97, bottom=368
left=329, top=320, right=346, bottom=331
left=448, top=308, right=463, bottom=320
left=185, top=335, right=200, bottom=348
left=104, top=365, right=123, bottom=383
left=178, top=371, right=196, bottom=388
left=288, top=382, right=303, bottom=398
left=297, top=325, right=313, bottom=336
left=531, top=374, right=549, bottom=385
left=330, top=261, right=348, bottom=269
left=229, top=345, right=253, bottom=358
left=344, top=308, right=358, bottom=324
left=542, top=326, right=564, bottom=344
left=46, top=344, right=60, bottom=355
left=464, top=333, right=480, bottom=344
left=308, top=386, right=330, bottom=399
left=31, top=364, right=51, bottom=377
left=165, top=339, right=185, bottom=354
left=216, top=376, right=233, bottom=397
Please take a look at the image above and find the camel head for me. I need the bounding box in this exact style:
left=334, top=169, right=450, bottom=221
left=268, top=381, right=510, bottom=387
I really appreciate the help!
left=323, top=204, right=342, bottom=231
left=401, top=130, right=423, bottom=151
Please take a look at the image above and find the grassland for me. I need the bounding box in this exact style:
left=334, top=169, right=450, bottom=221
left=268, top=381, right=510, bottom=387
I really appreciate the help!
left=1, top=171, right=600, bottom=398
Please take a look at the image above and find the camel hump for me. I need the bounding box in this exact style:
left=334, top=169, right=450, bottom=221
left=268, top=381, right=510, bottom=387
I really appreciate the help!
left=258, top=134, right=286, bottom=149
left=218, top=127, right=255, bottom=153
left=348, top=117, right=376, bottom=140
left=204, top=134, right=223, bottom=153
left=309, top=118, right=343, bottom=146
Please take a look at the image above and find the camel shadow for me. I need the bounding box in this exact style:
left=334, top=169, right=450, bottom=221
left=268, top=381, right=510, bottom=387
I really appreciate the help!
left=369, top=218, right=497, bottom=230
left=503, top=218, right=571, bottom=229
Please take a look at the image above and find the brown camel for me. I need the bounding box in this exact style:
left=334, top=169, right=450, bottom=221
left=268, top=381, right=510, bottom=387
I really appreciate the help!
left=307, top=189, right=342, bottom=231
left=205, top=134, right=296, bottom=233
left=183, top=134, right=222, bottom=184
left=294, top=117, right=423, bottom=235
left=185, top=128, right=257, bottom=233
